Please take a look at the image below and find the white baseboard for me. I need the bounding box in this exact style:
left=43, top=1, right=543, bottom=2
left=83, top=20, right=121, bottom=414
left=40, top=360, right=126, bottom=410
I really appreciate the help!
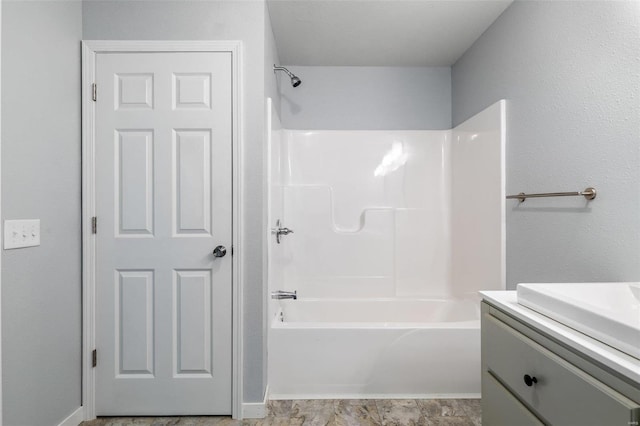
left=58, top=407, right=84, bottom=426
left=241, top=385, right=269, bottom=419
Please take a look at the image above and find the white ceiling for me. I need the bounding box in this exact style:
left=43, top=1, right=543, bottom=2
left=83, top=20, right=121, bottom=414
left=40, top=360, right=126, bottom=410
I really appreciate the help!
left=267, top=0, right=513, bottom=67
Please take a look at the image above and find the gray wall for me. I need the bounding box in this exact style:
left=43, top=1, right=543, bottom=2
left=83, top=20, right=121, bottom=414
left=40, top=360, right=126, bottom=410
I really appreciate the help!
left=452, top=1, right=640, bottom=289
left=2, top=1, right=83, bottom=425
left=279, top=66, right=451, bottom=129
left=265, top=4, right=282, bottom=119
left=83, top=0, right=268, bottom=403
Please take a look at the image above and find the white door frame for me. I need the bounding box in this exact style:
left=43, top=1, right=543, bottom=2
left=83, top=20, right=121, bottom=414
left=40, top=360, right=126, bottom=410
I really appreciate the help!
left=0, top=1, right=4, bottom=424
left=81, top=40, right=244, bottom=420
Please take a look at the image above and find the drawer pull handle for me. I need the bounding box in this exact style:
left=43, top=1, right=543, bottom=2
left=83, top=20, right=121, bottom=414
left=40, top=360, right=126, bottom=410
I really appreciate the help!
left=523, top=374, right=538, bottom=386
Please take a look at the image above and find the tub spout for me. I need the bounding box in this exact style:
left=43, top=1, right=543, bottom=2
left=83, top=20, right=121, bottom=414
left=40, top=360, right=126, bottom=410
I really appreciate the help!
left=271, top=290, right=297, bottom=300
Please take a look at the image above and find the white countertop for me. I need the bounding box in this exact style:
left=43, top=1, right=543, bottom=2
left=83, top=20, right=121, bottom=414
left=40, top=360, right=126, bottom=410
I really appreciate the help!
left=481, top=290, right=640, bottom=385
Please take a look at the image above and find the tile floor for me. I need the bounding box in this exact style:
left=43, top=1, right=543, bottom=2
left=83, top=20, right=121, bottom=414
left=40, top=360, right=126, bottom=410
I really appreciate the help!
left=81, top=399, right=481, bottom=426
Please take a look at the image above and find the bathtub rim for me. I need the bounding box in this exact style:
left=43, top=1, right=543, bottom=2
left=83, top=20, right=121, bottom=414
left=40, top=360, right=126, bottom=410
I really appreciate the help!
left=271, top=296, right=481, bottom=329
left=271, top=316, right=480, bottom=330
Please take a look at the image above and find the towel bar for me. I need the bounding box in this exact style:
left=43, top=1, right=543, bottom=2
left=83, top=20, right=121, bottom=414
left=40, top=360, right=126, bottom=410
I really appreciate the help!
left=506, top=187, right=596, bottom=202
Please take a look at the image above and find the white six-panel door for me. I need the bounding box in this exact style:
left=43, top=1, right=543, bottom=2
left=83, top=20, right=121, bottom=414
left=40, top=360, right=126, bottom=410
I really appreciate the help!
left=95, top=51, right=232, bottom=415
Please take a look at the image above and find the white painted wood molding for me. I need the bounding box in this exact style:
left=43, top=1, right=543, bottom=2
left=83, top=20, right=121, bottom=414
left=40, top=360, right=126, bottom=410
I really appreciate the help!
left=57, top=407, right=84, bottom=426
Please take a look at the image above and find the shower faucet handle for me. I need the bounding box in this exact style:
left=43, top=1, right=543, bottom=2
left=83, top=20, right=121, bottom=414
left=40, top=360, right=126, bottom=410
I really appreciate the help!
left=279, top=227, right=294, bottom=235
left=272, top=220, right=294, bottom=244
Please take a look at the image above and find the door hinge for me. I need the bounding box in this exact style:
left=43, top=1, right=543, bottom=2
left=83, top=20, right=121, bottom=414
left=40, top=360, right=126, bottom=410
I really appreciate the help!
left=92, top=83, right=97, bottom=102
left=92, top=349, right=97, bottom=368
left=91, top=216, right=97, bottom=234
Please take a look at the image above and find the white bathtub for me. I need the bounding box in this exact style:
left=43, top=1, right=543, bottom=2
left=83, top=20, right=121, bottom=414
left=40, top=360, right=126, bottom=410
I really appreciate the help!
left=268, top=298, right=481, bottom=399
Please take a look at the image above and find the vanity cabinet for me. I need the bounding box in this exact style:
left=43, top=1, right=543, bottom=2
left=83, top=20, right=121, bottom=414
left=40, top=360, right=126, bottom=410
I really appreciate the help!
left=481, top=301, right=640, bottom=426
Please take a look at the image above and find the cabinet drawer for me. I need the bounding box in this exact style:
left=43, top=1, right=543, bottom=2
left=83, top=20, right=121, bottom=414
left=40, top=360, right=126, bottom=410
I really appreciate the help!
left=483, top=313, right=640, bottom=426
left=483, top=371, right=544, bottom=426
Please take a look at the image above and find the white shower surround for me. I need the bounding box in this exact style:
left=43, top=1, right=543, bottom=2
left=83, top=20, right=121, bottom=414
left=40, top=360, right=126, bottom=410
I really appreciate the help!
left=267, top=100, right=505, bottom=399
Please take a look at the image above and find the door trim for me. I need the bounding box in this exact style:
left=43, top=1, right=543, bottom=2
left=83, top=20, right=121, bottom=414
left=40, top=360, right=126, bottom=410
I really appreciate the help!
left=81, top=40, right=244, bottom=420
left=0, top=1, right=3, bottom=424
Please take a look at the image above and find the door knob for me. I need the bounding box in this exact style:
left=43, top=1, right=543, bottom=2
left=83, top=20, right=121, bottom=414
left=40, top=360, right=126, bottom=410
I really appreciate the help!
left=213, top=245, right=227, bottom=258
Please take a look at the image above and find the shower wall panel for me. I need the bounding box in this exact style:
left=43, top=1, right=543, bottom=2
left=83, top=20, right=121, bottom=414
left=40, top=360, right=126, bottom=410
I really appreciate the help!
left=278, top=130, right=452, bottom=298
left=268, top=99, right=286, bottom=320
left=451, top=100, right=506, bottom=298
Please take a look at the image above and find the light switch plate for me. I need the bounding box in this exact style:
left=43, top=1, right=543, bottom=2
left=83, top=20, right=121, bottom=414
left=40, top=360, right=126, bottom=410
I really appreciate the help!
left=4, top=219, right=40, bottom=249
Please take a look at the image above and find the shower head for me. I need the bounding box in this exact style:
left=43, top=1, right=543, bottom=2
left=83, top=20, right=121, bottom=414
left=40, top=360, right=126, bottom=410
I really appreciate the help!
left=274, top=65, right=302, bottom=88
left=290, top=75, right=302, bottom=87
